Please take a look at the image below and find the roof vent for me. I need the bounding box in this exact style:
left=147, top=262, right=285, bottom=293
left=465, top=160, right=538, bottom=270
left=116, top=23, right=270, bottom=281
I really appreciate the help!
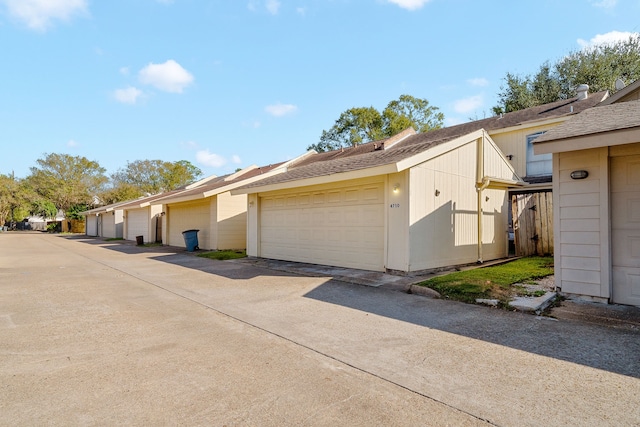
left=576, top=84, right=589, bottom=100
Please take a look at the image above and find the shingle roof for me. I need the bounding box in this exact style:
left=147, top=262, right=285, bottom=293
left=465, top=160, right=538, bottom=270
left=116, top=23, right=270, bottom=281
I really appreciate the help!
left=152, top=162, right=285, bottom=203
left=238, top=92, right=608, bottom=190
left=534, top=99, right=640, bottom=143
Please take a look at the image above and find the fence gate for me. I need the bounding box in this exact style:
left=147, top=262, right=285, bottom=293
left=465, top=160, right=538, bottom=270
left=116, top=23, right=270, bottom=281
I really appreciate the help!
left=511, top=192, right=553, bottom=256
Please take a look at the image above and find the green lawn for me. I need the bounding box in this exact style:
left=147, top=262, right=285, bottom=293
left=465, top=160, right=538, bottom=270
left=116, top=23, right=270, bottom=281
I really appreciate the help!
left=417, top=256, right=554, bottom=304
left=197, top=250, right=247, bottom=261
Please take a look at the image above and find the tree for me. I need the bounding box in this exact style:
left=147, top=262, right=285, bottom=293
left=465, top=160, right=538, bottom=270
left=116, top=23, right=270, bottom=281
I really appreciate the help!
left=27, top=153, right=108, bottom=214
left=494, top=34, right=640, bottom=113
left=308, top=95, right=444, bottom=152
left=110, top=159, right=202, bottom=197
left=31, top=199, right=58, bottom=220
left=0, top=173, right=23, bottom=226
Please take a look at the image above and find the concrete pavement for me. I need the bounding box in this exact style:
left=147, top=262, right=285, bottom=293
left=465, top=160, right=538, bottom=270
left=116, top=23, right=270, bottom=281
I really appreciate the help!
left=1, top=233, right=639, bottom=426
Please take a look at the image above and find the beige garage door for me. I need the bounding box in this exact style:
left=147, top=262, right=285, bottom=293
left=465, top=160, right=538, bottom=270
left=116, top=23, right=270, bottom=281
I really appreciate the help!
left=260, top=181, right=385, bottom=271
left=126, top=208, right=149, bottom=242
left=611, top=154, right=640, bottom=306
left=167, top=201, right=210, bottom=249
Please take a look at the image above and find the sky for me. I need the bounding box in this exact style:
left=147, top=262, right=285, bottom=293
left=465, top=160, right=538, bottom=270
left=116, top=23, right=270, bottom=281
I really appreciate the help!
left=1, top=0, right=639, bottom=180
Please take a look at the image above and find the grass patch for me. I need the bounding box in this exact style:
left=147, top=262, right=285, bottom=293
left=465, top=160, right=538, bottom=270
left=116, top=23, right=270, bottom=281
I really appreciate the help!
left=418, top=256, right=553, bottom=304
left=142, top=242, right=163, bottom=247
left=197, top=250, right=247, bottom=260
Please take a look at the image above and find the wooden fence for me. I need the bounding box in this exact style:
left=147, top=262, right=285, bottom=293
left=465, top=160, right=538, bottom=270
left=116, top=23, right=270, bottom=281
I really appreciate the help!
left=511, top=192, right=553, bottom=256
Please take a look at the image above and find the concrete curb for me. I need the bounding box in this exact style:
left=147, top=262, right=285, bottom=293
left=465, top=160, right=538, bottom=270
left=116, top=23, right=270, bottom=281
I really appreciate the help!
left=408, top=285, right=441, bottom=298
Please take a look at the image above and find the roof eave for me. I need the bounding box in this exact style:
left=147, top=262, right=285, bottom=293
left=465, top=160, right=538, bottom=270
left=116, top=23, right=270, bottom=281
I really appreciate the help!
left=534, top=126, right=640, bottom=154
left=231, top=163, right=400, bottom=195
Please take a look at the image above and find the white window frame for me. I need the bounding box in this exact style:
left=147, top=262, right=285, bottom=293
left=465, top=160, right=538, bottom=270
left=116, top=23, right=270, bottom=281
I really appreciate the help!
left=526, top=131, right=552, bottom=177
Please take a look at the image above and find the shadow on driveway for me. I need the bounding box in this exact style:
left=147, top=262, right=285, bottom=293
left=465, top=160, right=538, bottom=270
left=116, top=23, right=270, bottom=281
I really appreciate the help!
left=65, top=235, right=640, bottom=379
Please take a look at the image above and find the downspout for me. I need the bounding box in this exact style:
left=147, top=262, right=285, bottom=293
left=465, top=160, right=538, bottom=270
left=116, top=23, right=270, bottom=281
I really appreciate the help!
left=476, top=134, right=488, bottom=264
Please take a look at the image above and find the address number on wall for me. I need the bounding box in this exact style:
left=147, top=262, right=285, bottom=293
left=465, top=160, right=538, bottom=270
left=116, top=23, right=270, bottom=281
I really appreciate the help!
left=390, top=203, right=400, bottom=208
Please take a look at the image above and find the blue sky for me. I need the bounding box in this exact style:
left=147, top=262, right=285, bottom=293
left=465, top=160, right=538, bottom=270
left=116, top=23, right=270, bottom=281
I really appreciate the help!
left=1, top=0, right=639, bottom=180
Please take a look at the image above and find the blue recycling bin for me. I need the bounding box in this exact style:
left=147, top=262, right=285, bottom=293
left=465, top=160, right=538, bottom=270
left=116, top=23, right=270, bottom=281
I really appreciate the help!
left=182, top=229, right=200, bottom=252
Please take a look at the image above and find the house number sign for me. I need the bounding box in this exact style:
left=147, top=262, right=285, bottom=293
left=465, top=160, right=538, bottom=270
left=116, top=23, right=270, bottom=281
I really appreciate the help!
left=390, top=203, right=400, bottom=208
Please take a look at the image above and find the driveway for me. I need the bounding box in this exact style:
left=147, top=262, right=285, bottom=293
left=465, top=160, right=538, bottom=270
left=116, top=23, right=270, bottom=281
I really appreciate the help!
left=1, top=233, right=639, bottom=426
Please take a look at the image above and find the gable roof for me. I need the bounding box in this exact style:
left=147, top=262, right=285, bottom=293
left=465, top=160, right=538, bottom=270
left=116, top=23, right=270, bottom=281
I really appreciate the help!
left=232, top=93, right=609, bottom=194
left=533, top=99, right=640, bottom=154
left=151, top=162, right=286, bottom=205
left=600, top=79, right=640, bottom=105
left=80, top=199, right=131, bottom=216
left=233, top=128, right=522, bottom=194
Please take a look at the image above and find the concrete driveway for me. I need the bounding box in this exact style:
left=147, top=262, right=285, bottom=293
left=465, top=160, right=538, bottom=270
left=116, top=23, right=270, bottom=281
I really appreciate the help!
left=1, top=233, right=639, bottom=426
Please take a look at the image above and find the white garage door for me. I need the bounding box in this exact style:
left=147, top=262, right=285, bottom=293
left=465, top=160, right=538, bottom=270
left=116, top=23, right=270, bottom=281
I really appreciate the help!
left=167, top=201, right=210, bottom=249
left=126, top=208, right=149, bottom=242
left=86, top=215, right=98, bottom=236
left=260, top=181, right=385, bottom=271
left=611, top=154, right=640, bottom=306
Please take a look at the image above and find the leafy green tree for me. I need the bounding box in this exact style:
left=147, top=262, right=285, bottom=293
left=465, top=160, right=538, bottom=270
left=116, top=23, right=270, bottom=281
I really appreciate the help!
left=27, top=153, right=108, bottom=214
left=31, top=199, right=58, bottom=220
left=110, top=159, right=202, bottom=197
left=98, top=182, right=143, bottom=205
left=309, top=95, right=444, bottom=152
left=0, top=173, right=37, bottom=225
left=494, top=34, right=640, bottom=113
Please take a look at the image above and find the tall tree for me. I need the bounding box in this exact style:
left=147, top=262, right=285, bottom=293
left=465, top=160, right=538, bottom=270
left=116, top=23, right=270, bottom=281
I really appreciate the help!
left=0, top=173, right=30, bottom=226
left=494, top=34, right=640, bottom=113
left=27, top=153, right=108, bottom=214
left=309, top=95, right=444, bottom=152
left=110, top=159, right=202, bottom=198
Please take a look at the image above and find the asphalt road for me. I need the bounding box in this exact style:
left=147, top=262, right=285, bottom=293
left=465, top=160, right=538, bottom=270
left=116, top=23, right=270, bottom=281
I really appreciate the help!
left=1, top=233, right=639, bottom=426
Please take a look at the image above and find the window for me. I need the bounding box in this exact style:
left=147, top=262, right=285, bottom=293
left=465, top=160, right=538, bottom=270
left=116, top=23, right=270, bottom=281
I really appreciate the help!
left=526, top=131, right=551, bottom=177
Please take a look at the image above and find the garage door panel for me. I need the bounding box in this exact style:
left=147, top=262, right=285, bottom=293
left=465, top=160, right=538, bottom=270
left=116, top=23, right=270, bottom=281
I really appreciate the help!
left=260, top=182, right=385, bottom=271
left=126, top=208, right=149, bottom=241
left=612, top=155, right=640, bottom=305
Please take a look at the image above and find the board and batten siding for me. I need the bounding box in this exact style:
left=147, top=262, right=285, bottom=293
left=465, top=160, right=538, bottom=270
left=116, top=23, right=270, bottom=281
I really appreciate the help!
left=555, top=147, right=609, bottom=299
left=408, top=140, right=508, bottom=271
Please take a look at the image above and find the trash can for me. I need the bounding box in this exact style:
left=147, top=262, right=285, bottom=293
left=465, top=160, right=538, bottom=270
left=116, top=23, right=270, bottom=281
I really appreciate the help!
left=136, top=235, right=144, bottom=245
left=182, top=229, right=199, bottom=252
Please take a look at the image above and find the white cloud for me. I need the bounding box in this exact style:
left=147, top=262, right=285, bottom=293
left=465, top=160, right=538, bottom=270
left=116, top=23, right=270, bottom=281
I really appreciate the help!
left=467, top=77, right=489, bottom=87
left=138, top=60, right=194, bottom=93
left=265, top=103, right=298, bottom=117
left=3, top=0, right=88, bottom=31
left=119, top=67, right=130, bottom=75
left=248, top=0, right=281, bottom=14
left=232, top=155, right=242, bottom=164
left=67, top=139, right=79, bottom=148
left=266, top=0, right=280, bottom=15
left=577, top=31, right=636, bottom=48
left=453, top=95, right=483, bottom=114
left=387, top=0, right=431, bottom=11
left=113, top=86, right=143, bottom=104
left=196, top=150, right=228, bottom=168
left=589, top=0, right=617, bottom=8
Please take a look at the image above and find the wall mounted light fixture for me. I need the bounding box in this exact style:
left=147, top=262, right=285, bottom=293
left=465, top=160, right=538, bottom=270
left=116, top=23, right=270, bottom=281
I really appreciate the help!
left=435, top=189, right=440, bottom=196
left=393, top=184, right=400, bottom=193
left=570, top=170, right=589, bottom=180
left=160, top=212, right=166, bottom=216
